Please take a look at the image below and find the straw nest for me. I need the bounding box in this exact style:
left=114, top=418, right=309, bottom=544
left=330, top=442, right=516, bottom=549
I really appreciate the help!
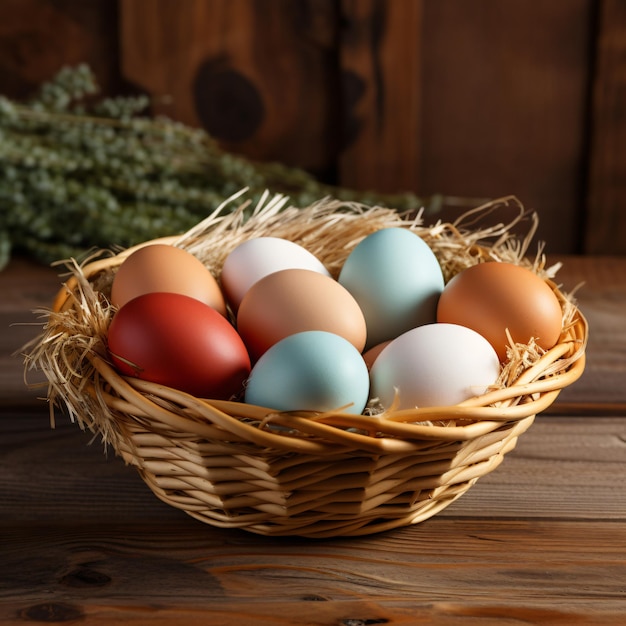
left=23, top=191, right=587, bottom=538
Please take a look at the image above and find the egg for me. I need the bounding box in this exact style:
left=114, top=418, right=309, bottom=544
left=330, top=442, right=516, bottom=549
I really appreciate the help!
left=221, top=236, right=330, bottom=310
left=338, top=227, right=445, bottom=349
left=237, top=268, right=367, bottom=360
left=369, top=323, right=501, bottom=409
left=110, top=243, right=226, bottom=315
left=107, top=292, right=250, bottom=399
left=436, top=261, right=563, bottom=361
left=244, top=331, right=370, bottom=414
left=362, top=341, right=391, bottom=370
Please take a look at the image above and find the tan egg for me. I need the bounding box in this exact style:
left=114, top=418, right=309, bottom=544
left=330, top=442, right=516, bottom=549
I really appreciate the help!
left=362, top=340, right=391, bottom=370
left=110, top=244, right=226, bottom=315
left=437, top=261, right=563, bottom=361
left=237, top=268, right=367, bottom=360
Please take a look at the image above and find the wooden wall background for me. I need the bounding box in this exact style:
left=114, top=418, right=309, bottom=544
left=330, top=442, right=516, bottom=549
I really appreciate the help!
left=1, top=0, right=625, bottom=255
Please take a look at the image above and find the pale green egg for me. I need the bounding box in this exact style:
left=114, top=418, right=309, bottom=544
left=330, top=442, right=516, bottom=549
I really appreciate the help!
left=339, top=227, right=444, bottom=349
left=244, top=331, right=370, bottom=414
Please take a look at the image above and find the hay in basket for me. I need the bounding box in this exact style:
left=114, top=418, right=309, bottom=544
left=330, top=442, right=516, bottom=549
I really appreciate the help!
left=24, top=191, right=587, bottom=538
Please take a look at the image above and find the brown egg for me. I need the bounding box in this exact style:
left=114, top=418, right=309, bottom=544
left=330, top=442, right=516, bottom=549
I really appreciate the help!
left=237, top=268, right=367, bottom=360
left=436, top=261, right=563, bottom=361
left=110, top=244, right=226, bottom=315
left=362, top=340, right=391, bottom=370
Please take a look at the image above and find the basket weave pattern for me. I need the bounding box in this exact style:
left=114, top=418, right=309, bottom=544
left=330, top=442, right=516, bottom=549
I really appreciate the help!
left=29, top=195, right=587, bottom=537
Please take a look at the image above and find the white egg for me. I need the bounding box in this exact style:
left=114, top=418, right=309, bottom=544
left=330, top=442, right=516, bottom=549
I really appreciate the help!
left=221, top=237, right=330, bottom=310
left=369, top=323, right=501, bottom=409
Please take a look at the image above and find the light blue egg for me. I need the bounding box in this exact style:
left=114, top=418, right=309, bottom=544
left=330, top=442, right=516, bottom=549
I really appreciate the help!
left=338, top=227, right=444, bottom=349
left=244, top=331, right=370, bottom=414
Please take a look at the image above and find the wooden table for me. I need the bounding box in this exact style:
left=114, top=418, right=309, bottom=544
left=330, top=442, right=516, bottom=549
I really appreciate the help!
left=1, top=255, right=625, bottom=625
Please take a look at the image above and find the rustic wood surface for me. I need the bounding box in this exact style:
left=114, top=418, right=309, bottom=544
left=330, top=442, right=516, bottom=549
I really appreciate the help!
left=118, top=0, right=595, bottom=253
left=337, top=0, right=424, bottom=194
left=0, top=0, right=122, bottom=98
left=586, top=0, right=626, bottom=254
left=1, top=415, right=625, bottom=624
left=1, top=254, right=625, bottom=624
left=120, top=0, right=341, bottom=174
left=417, top=0, right=593, bottom=254
left=3, top=0, right=626, bottom=253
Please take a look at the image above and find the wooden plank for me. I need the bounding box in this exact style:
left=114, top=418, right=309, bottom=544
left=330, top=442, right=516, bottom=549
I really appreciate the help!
left=585, top=0, right=626, bottom=254
left=2, top=409, right=625, bottom=624
left=0, top=0, right=122, bottom=98
left=0, top=1, right=610, bottom=256
left=338, top=0, right=424, bottom=194
left=336, top=0, right=594, bottom=253
left=0, top=413, right=180, bottom=523
left=1, top=509, right=625, bottom=624
left=418, top=0, right=593, bottom=254
left=119, top=0, right=340, bottom=175
left=1, top=259, right=64, bottom=409
left=446, top=415, right=626, bottom=520
left=1, top=519, right=625, bottom=624
left=548, top=255, right=626, bottom=406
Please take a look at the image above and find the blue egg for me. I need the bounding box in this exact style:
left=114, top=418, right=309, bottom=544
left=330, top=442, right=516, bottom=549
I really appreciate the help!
left=338, top=227, right=444, bottom=349
left=244, top=331, right=370, bottom=414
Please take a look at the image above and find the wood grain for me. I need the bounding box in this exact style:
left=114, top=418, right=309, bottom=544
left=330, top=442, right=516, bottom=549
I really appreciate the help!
left=1, top=414, right=625, bottom=623
left=547, top=255, right=626, bottom=407
left=120, top=0, right=340, bottom=175
left=1, top=518, right=624, bottom=624
left=0, top=0, right=122, bottom=98
left=3, top=1, right=626, bottom=254
left=338, top=0, right=424, bottom=194
left=4, top=0, right=626, bottom=253
left=586, top=0, right=626, bottom=254
left=117, top=0, right=601, bottom=253
left=418, top=0, right=593, bottom=254
left=1, top=259, right=62, bottom=410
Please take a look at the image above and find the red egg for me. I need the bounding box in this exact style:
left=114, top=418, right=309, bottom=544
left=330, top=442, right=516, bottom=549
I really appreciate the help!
left=107, top=292, right=250, bottom=399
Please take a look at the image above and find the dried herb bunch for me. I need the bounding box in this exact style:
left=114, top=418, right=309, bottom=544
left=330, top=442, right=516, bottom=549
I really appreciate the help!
left=0, top=65, right=435, bottom=270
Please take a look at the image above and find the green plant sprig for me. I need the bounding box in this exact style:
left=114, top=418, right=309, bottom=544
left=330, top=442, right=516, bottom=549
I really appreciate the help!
left=0, top=64, right=436, bottom=270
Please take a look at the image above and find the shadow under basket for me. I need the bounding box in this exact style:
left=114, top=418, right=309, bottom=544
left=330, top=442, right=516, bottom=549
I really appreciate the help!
left=27, top=195, right=588, bottom=538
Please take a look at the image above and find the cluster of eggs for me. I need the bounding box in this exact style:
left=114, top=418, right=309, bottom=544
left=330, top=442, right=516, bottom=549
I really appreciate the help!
left=106, top=228, right=564, bottom=414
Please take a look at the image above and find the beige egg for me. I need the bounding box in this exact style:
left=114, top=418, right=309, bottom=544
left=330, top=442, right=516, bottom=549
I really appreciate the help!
left=362, top=341, right=391, bottom=370
left=110, top=244, right=226, bottom=315
left=237, top=268, right=367, bottom=361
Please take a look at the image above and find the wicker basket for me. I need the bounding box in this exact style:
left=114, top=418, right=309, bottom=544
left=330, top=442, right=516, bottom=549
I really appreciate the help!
left=26, top=194, right=587, bottom=538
